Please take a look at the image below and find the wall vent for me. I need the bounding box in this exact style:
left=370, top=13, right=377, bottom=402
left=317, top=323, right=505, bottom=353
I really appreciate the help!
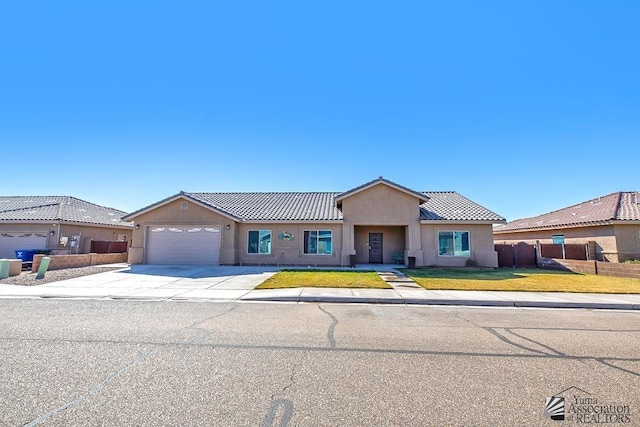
left=180, top=202, right=189, bottom=211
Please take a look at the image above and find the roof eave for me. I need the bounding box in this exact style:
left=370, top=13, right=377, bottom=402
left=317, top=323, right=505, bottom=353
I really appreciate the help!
left=421, top=219, right=505, bottom=225
left=240, top=219, right=343, bottom=224
left=59, top=221, right=134, bottom=230
left=493, top=219, right=620, bottom=234
left=334, top=178, right=429, bottom=205
left=0, top=219, right=133, bottom=228
left=122, top=193, right=241, bottom=222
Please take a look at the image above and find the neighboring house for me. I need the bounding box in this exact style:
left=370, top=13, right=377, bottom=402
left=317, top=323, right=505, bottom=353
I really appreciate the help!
left=0, top=196, right=133, bottom=258
left=123, top=177, right=505, bottom=267
left=493, top=192, right=640, bottom=262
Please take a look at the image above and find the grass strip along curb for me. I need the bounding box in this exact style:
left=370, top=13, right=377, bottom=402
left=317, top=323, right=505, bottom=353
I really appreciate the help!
left=400, top=268, right=640, bottom=294
left=257, top=269, right=391, bottom=289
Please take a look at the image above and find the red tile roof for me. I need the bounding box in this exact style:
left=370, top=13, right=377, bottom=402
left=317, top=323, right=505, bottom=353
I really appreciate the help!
left=494, top=192, right=640, bottom=233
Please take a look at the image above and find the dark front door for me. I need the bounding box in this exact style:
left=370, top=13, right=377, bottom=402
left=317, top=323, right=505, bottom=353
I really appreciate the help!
left=369, top=233, right=383, bottom=263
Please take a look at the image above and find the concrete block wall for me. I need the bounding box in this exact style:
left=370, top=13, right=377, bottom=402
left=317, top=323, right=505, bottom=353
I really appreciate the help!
left=9, top=259, right=22, bottom=277
left=597, top=262, right=640, bottom=279
left=539, top=257, right=640, bottom=279
left=32, top=253, right=127, bottom=272
left=538, top=258, right=597, bottom=275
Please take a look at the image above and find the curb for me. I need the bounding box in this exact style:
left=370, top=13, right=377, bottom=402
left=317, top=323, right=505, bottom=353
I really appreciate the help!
left=2, top=293, right=638, bottom=310
left=240, top=295, right=640, bottom=310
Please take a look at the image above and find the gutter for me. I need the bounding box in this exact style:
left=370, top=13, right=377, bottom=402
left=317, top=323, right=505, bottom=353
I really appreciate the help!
left=493, top=220, right=618, bottom=234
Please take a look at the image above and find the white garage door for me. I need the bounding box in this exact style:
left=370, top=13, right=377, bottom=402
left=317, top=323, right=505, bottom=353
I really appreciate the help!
left=0, top=232, right=48, bottom=258
left=145, top=226, right=221, bottom=265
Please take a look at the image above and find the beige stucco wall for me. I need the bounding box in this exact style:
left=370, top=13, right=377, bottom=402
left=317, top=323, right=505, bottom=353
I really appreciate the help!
left=613, top=224, right=640, bottom=261
left=128, top=198, right=237, bottom=264
left=494, top=225, right=619, bottom=261
left=422, top=223, right=498, bottom=268
left=339, top=184, right=422, bottom=265
left=58, top=224, right=132, bottom=254
left=0, top=222, right=132, bottom=256
left=236, top=223, right=342, bottom=266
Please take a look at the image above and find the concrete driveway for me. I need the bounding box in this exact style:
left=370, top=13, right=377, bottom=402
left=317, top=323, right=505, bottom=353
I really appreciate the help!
left=0, top=265, right=282, bottom=301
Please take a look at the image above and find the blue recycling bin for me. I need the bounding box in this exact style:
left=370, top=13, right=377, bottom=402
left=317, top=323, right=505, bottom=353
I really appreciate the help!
left=15, top=249, right=37, bottom=262
left=15, top=249, right=51, bottom=262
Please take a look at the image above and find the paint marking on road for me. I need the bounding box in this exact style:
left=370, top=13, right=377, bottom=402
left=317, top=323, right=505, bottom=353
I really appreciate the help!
left=260, top=399, right=294, bottom=427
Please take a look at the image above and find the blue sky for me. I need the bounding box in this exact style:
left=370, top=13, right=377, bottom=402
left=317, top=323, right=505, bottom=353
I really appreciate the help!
left=1, top=1, right=638, bottom=222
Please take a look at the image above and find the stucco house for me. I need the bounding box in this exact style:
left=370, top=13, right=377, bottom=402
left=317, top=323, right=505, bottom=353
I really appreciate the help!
left=493, top=192, right=640, bottom=262
left=123, top=177, right=505, bottom=267
left=0, top=196, right=133, bottom=258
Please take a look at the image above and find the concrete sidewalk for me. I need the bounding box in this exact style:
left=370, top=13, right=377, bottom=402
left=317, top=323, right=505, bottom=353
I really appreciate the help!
left=0, top=264, right=639, bottom=310
left=241, top=287, right=640, bottom=310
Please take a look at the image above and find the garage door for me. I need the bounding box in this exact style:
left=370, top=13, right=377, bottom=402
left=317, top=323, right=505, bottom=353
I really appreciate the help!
left=145, top=226, right=221, bottom=265
left=0, top=232, right=48, bottom=258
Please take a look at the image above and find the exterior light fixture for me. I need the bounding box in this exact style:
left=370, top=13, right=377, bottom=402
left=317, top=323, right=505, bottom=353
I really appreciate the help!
left=135, top=224, right=140, bottom=230
left=226, top=224, right=231, bottom=230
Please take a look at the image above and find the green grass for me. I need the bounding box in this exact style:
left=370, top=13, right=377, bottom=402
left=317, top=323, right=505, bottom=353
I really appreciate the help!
left=400, top=268, right=640, bottom=294
left=256, top=269, right=391, bottom=289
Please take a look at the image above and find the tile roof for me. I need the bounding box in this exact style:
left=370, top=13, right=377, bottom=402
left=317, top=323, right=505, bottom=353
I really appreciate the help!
left=618, top=192, right=640, bottom=220
left=186, top=192, right=343, bottom=221
left=0, top=196, right=132, bottom=227
left=179, top=191, right=504, bottom=222
left=420, top=192, right=505, bottom=221
left=493, top=192, right=640, bottom=233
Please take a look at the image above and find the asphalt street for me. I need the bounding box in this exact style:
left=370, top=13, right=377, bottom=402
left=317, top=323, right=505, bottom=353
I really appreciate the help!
left=1, top=300, right=639, bottom=426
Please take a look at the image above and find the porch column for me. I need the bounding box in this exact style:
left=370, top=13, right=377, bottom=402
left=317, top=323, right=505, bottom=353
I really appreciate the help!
left=340, top=222, right=355, bottom=266
left=406, top=222, right=424, bottom=266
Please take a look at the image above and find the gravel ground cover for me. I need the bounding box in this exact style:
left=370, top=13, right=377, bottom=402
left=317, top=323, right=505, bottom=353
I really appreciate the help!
left=0, top=266, right=126, bottom=286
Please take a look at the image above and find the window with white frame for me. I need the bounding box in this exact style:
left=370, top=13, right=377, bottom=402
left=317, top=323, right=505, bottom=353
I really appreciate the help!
left=552, top=234, right=565, bottom=244
left=438, top=231, right=470, bottom=256
left=303, top=230, right=333, bottom=255
left=248, top=230, right=271, bottom=254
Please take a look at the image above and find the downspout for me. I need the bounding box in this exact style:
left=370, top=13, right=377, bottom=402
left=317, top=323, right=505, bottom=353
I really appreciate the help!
left=54, top=201, right=65, bottom=251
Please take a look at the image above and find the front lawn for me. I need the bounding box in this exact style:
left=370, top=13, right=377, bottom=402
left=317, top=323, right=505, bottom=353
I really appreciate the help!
left=256, top=269, right=391, bottom=289
left=401, top=268, right=640, bottom=294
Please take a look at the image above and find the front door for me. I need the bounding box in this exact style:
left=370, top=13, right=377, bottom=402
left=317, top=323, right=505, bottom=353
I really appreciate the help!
left=369, top=233, right=383, bottom=263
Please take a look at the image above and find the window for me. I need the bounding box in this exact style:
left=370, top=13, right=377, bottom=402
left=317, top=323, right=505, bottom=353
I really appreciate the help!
left=248, top=230, right=271, bottom=254
left=438, top=231, right=470, bottom=256
left=552, top=234, right=565, bottom=244
left=304, top=230, right=333, bottom=255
